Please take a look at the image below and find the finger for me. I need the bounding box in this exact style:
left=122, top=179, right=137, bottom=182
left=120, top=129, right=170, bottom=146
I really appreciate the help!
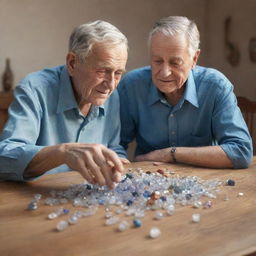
left=75, top=160, right=95, bottom=184
left=120, top=158, right=130, bottom=164
left=112, top=170, right=122, bottom=183
left=102, top=149, right=124, bottom=173
left=85, top=153, right=107, bottom=187
left=93, top=152, right=115, bottom=189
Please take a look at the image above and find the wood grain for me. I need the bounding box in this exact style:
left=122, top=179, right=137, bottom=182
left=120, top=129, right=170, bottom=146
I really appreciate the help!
left=0, top=159, right=256, bottom=256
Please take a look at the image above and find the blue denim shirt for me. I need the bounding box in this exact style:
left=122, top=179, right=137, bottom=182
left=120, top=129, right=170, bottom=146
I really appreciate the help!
left=118, top=66, right=253, bottom=168
left=0, top=65, right=126, bottom=181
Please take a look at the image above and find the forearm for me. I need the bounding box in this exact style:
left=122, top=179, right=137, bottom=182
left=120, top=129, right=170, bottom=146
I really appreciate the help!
left=24, top=144, right=66, bottom=178
left=136, top=145, right=233, bottom=169
left=174, top=146, right=233, bottom=168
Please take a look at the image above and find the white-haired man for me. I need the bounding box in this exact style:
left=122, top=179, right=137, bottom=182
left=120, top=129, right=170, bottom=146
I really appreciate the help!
left=118, top=16, right=252, bottom=169
left=0, top=20, right=128, bottom=188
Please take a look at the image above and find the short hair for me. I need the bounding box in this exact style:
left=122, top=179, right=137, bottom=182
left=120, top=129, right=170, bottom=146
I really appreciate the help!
left=69, top=20, right=128, bottom=62
left=148, top=16, right=200, bottom=56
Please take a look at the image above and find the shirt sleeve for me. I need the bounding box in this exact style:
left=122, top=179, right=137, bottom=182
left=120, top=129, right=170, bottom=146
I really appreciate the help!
left=0, top=84, right=46, bottom=181
left=212, top=79, right=253, bottom=169
left=118, top=77, right=137, bottom=150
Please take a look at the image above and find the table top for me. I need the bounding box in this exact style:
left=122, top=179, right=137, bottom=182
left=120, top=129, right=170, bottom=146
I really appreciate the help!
left=1, top=158, right=256, bottom=256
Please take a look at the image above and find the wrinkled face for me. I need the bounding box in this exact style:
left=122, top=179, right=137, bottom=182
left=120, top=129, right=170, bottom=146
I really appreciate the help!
left=150, top=33, right=200, bottom=95
left=67, top=42, right=128, bottom=106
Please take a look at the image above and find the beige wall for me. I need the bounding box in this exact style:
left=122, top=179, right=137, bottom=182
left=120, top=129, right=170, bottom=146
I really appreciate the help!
left=204, top=0, right=256, bottom=101
left=0, top=0, right=255, bottom=99
left=0, top=0, right=206, bottom=89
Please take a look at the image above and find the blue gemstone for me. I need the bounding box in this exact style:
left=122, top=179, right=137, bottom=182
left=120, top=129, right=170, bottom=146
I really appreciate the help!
left=126, top=199, right=133, bottom=206
left=98, top=199, right=105, bottom=205
left=227, top=179, right=235, bottom=186
left=126, top=173, right=133, bottom=179
left=132, top=191, right=139, bottom=197
left=86, top=184, right=93, bottom=190
left=160, top=196, right=167, bottom=201
left=143, top=191, right=151, bottom=198
left=63, top=209, right=69, bottom=214
left=133, top=219, right=141, bottom=228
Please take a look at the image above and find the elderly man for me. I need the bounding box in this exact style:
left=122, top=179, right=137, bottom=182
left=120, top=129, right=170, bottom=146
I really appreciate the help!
left=0, top=20, right=128, bottom=188
left=118, top=16, right=252, bottom=169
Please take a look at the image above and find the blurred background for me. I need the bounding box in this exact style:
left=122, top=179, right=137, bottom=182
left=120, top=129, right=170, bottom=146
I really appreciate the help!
left=0, top=0, right=255, bottom=99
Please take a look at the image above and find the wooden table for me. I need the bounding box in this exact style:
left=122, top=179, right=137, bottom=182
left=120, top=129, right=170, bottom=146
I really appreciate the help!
left=1, top=159, right=256, bottom=256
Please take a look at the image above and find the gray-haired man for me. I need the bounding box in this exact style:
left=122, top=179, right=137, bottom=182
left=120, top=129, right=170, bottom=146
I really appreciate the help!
left=0, top=20, right=128, bottom=188
left=118, top=16, right=252, bottom=169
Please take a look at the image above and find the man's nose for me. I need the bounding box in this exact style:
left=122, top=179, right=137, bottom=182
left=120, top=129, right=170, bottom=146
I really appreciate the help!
left=160, top=64, right=172, bottom=77
left=104, top=72, right=116, bottom=89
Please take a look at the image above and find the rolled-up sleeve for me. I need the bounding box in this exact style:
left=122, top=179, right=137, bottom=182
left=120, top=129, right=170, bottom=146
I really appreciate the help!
left=0, top=84, right=45, bottom=181
left=212, top=80, right=253, bottom=169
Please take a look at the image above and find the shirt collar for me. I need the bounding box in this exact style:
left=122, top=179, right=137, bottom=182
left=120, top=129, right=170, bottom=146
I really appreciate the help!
left=147, top=80, right=164, bottom=106
left=183, top=69, right=199, bottom=108
left=147, top=69, right=199, bottom=108
left=56, top=65, right=105, bottom=116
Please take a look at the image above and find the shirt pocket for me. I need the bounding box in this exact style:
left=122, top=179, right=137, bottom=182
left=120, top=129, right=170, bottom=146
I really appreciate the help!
left=187, top=134, right=212, bottom=146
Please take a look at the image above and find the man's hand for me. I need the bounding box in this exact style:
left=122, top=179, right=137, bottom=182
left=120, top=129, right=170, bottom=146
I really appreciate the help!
left=135, top=148, right=172, bottom=163
left=63, top=143, right=124, bottom=189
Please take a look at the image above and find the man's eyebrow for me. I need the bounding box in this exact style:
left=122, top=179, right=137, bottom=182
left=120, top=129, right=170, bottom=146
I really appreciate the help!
left=96, top=64, right=126, bottom=73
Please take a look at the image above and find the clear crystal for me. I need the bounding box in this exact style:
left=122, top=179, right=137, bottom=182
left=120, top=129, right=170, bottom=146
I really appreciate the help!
left=149, top=227, right=161, bottom=238
left=56, top=220, right=68, bottom=231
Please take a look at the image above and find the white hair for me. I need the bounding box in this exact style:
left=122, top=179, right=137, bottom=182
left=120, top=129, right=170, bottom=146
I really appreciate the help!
left=148, top=16, right=200, bottom=56
left=69, top=20, right=128, bottom=62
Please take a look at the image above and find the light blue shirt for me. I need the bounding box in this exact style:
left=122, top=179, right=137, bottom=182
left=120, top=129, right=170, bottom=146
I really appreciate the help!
left=0, top=65, right=126, bottom=181
left=118, top=66, right=253, bottom=169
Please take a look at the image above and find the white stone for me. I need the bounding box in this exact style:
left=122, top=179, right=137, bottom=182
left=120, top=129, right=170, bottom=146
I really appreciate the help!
left=56, top=220, right=68, bottom=231
left=192, top=213, right=201, bottom=223
left=149, top=227, right=161, bottom=238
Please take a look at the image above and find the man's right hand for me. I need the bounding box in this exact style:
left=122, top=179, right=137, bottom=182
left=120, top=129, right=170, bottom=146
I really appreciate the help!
left=63, top=143, right=124, bottom=189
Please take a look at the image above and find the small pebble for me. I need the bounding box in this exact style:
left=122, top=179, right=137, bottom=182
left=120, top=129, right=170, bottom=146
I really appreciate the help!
left=149, top=227, right=161, bottom=238
left=68, top=215, right=78, bottom=224
left=27, top=201, right=38, bottom=211
left=56, top=220, right=68, bottom=231
left=154, top=211, right=164, bottom=220
left=226, top=179, right=235, bottom=186
left=166, top=204, right=175, bottom=215
left=193, top=201, right=202, bottom=208
left=238, top=192, right=244, bottom=197
left=48, top=212, right=58, bottom=220
left=118, top=221, right=129, bottom=231
left=133, top=219, right=142, bottom=228
left=192, top=213, right=201, bottom=223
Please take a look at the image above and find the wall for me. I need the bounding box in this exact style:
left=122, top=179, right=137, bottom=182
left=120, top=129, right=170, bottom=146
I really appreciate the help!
left=205, top=0, right=256, bottom=100
left=0, top=0, right=207, bottom=89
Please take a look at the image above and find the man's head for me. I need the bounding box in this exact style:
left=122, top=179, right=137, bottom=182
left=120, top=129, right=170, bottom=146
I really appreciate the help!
left=67, top=20, right=128, bottom=106
left=148, top=16, right=200, bottom=96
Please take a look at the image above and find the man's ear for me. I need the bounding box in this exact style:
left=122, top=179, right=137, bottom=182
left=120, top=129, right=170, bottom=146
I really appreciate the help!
left=192, top=49, right=200, bottom=69
left=66, top=52, right=76, bottom=76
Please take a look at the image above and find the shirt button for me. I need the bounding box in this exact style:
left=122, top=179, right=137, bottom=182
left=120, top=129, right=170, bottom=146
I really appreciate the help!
left=81, top=127, right=85, bottom=131
left=171, top=131, right=175, bottom=135
left=170, top=114, right=174, bottom=117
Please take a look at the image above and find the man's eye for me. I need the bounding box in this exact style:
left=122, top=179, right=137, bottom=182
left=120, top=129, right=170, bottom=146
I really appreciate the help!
left=115, top=71, right=123, bottom=76
left=97, top=70, right=106, bottom=73
left=154, top=60, right=162, bottom=64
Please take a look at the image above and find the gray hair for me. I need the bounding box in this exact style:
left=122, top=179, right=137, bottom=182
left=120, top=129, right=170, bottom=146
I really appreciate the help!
left=148, top=16, right=200, bottom=56
left=69, top=20, right=128, bottom=62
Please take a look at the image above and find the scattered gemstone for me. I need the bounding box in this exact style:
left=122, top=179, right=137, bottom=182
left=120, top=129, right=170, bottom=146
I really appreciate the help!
left=133, top=219, right=142, bottom=228
left=192, top=213, right=201, bottom=223
left=238, top=192, right=244, bottom=197
left=118, top=221, right=129, bottom=231
left=226, top=179, right=235, bottom=186
left=149, top=227, right=161, bottom=238
left=56, top=220, right=68, bottom=231
left=203, top=200, right=212, bottom=209
left=154, top=211, right=164, bottom=220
